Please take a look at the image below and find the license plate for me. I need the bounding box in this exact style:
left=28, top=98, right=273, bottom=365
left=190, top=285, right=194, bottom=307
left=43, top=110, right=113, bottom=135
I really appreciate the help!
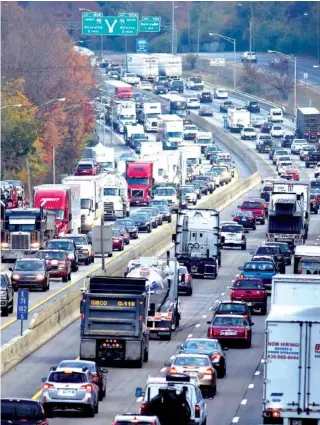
left=60, top=389, right=75, bottom=396
left=221, top=331, right=237, bottom=336
left=51, top=260, right=58, bottom=265
left=185, top=372, right=197, bottom=377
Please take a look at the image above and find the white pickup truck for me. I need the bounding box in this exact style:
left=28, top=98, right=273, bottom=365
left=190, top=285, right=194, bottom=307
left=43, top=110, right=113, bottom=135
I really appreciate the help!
left=241, top=51, right=257, bottom=63
left=185, top=76, right=204, bottom=90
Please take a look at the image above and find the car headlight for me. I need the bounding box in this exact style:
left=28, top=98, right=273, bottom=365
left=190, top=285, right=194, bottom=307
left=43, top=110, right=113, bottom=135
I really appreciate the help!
left=12, top=274, right=21, bottom=280
left=31, top=242, right=40, bottom=248
left=68, top=253, right=74, bottom=260
left=1, top=242, right=9, bottom=248
left=35, top=274, right=45, bottom=280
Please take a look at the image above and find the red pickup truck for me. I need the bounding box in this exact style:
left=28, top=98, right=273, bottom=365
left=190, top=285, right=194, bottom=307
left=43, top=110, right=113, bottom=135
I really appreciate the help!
left=230, top=278, right=267, bottom=315
left=238, top=199, right=266, bottom=224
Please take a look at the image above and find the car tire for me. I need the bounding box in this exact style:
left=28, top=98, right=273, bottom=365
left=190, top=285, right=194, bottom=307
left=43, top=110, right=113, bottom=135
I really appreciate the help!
left=187, top=288, right=193, bottom=296
left=2, top=306, right=8, bottom=317
left=261, top=306, right=267, bottom=315
left=86, top=405, right=95, bottom=417
left=241, top=243, right=247, bottom=250
left=245, top=338, right=252, bottom=348
left=120, top=244, right=124, bottom=251
left=102, top=387, right=106, bottom=398
left=44, top=406, right=53, bottom=418
left=253, top=225, right=257, bottom=230
left=144, top=347, right=149, bottom=362
left=287, top=259, right=292, bottom=266
left=68, top=272, right=72, bottom=281
left=260, top=219, right=265, bottom=225
left=9, top=300, right=14, bottom=314
left=85, top=258, right=90, bottom=266
left=168, top=218, right=172, bottom=223
left=62, top=275, right=68, bottom=283
left=91, top=256, right=95, bottom=263
left=148, top=226, right=152, bottom=233
left=218, top=364, right=226, bottom=378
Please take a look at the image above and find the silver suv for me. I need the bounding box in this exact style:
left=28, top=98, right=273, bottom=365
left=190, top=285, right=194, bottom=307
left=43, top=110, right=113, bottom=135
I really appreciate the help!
left=41, top=367, right=99, bottom=417
left=220, top=222, right=247, bottom=250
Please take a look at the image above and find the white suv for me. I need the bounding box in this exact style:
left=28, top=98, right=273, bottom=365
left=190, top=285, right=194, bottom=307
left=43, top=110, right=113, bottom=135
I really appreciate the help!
left=240, top=127, right=257, bottom=140
left=136, top=375, right=207, bottom=425
left=220, top=222, right=247, bottom=250
left=291, top=139, right=309, bottom=154
left=241, top=51, right=257, bottom=63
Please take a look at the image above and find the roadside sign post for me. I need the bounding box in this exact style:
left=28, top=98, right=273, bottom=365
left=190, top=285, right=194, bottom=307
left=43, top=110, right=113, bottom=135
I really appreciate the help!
left=136, top=38, right=148, bottom=53
left=17, top=289, right=29, bottom=336
left=139, top=16, right=161, bottom=33
left=209, top=58, right=226, bottom=82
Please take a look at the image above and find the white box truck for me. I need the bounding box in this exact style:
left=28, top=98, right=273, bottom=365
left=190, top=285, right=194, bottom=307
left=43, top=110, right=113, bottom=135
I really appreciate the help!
left=271, top=275, right=320, bottom=306
left=157, top=114, right=184, bottom=150
left=154, top=54, right=182, bottom=79
left=142, top=103, right=162, bottom=132
left=102, top=172, right=130, bottom=220
left=126, top=54, right=159, bottom=81
left=62, top=175, right=104, bottom=233
left=227, top=108, right=251, bottom=132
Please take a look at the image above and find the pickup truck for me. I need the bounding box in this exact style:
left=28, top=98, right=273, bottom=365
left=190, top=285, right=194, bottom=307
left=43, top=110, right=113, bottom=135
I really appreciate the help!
left=238, top=199, right=266, bottom=224
left=230, top=277, right=267, bottom=315
left=241, top=51, right=257, bottom=63
left=185, top=76, right=204, bottom=91
left=256, top=135, right=272, bottom=153
left=238, top=260, right=277, bottom=293
left=212, top=166, right=231, bottom=186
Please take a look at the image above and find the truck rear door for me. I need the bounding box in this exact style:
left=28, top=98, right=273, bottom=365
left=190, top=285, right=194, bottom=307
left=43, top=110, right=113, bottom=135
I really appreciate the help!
left=264, top=321, right=302, bottom=411
left=305, top=322, right=320, bottom=411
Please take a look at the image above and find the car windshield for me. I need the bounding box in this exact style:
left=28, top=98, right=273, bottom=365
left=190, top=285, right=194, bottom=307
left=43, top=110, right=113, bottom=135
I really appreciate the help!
left=14, top=261, right=45, bottom=271
left=150, top=200, right=169, bottom=206
left=114, top=225, right=127, bottom=232
left=81, top=199, right=91, bottom=209
left=104, top=188, right=120, bottom=196
left=193, top=78, right=201, bottom=83
left=127, top=178, right=149, bottom=185
left=184, top=340, right=220, bottom=351
left=217, top=303, right=247, bottom=313
left=131, top=214, right=148, bottom=221
left=185, top=126, right=197, bottom=131
left=47, top=241, right=73, bottom=250
left=8, top=223, right=36, bottom=232
left=213, top=317, right=247, bottom=326
left=45, top=209, right=64, bottom=220
left=221, top=225, right=242, bottom=233
left=65, top=237, right=87, bottom=245
left=116, top=219, right=134, bottom=227
left=241, top=202, right=262, bottom=209
left=244, top=262, right=275, bottom=271
left=59, top=361, right=96, bottom=372
left=234, top=280, right=263, bottom=289
left=180, top=187, right=194, bottom=194
left=237, top=211, right=252, bottom=217
left=174, top=357, right=210, bottom=367
left=37, top=251, right=66, bottom=260
left=48, top=371, right=87, bottom=383
left=154, top=188, right=176, bottom=196
left=1, top=400, right=43, bottom=421
left=157, top=206, right=170, bottom=213
left=113, top=230, right=121, bottom=237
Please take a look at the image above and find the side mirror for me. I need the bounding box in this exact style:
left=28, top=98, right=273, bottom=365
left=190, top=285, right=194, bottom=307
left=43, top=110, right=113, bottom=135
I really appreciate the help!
left=41, top=377, right=47, bottom=383
left=207, top=320, right=212, bottom=325
left=252, top=323, right=255, bottom=326
left=238, top=266, right=244, bottom=271
left=135, top=387, right=143, bottom=398
left=177, top=344, right=183, bottom=349
left=101, top=367, right=108, bottom=374
left=9, top=267, right=13, bottom=272
left=164, top=361, right=171, bottom=367
left=223, top=347, right=229, bottom=351
left=172, top=234, right=176, bottom=242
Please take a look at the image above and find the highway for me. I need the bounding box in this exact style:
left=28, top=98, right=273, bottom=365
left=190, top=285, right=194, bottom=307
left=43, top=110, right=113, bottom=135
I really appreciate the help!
left=2, top=81, right=320, bottom=425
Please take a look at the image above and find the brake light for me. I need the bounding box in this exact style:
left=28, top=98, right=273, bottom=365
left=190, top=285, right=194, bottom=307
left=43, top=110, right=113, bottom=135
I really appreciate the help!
left=195, top=405, right=201, bottom=418
left=168, top=367, right=177, bottom=374
left=43, top=383, right=54, bottom=389
left=234, top=216, right=240, bottom=221
left=243, top=314, right=248, bottom=318
left=297, top=268, right=302, bottom=274
left=204, top=368, right=214, bottom=376
left=242, top=233, right=245, bottom=239
left=208, top=326, right=214, bottom=338
left=245, top=329, right=248, bottom=339
left=210, top=354, right=221, bottom=360
left=272, top=411, right=280, bottom=418
left=80, top=384, right=93, bottom=391
left=92, top=376, right=99, bottom=382
left=141, top=401, right=149, bottom=413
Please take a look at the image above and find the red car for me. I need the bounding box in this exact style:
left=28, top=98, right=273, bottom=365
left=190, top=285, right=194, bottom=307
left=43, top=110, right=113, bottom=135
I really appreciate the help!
left=230, top=278, right=267, bottom=315
left=238, top=199, right=266, bottom=224
left=280, top=167, right=300, bottom=181
left=112, top=229, right=124, bottom=251
left=74, top=159, right=100, bottom=176
left=207, top=314, right=253, bottom=348
left=36, top=249, right=72, bottom=282
left=113, top=224, right=130, bottom=245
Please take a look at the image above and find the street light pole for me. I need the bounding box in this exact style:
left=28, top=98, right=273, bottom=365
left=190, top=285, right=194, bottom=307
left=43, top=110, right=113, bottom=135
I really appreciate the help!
left=172, top=0, right=175, bottom=55
left=209, top=33, right=236, bottom=90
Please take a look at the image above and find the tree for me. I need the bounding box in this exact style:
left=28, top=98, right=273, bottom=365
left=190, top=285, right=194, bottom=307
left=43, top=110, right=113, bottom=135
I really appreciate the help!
left=264, top=71, right=293, bottom=101
left=239, top=63, right=263, bottom=95
left=185, top=54, right=197, bottom=70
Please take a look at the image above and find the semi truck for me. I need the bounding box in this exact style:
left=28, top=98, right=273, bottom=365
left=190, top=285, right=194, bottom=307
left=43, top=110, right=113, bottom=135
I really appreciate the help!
left=140, top=103, right=162, bottom=132
left=126, top=255, right=181, bottom=341
left=126, top=54, right=159, bottom=81
left=126, top=161, right=153, bottom=206
left=33, top=184, right=81, bottom=236
left=102, top=172, right=130, bottom=219
left=80, top=276, right=150, bottom=367
left=61, top=175, right=104, bottom=233
left=296, top=107, right=320, bottom=142
left=105, top=101, right=136, bottom=134
left=84, top=144, right=116, bottom=172
left=173, top=209, right=221, bottom=279
left=263, top=275, right=320, bottom=425
left=227, top=108, right=251, bottom=132
left=104, top=80, right=132, bottom=99
left=154, top=54, right=182, bottom=79
left=1, top=207, right=56, bottom=260
left=157, top=114, right=184, bottom=150
left=124, top=123, right=146, bottom=148
left=266, top=180, right=310, bottom=249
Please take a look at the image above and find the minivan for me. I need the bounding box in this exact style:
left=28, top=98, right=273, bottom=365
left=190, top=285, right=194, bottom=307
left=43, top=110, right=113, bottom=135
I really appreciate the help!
left=268, top=108, right=283, bottom=123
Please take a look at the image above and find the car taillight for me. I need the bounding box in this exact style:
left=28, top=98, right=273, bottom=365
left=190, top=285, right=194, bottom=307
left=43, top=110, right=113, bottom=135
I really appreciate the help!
left=208, top=326, right=214, bottom=338
left=307, top=156, right=310, bottom=160
left=242, top=233, right=245, bottom=239
left=245, top=329, right=248, bottom=339
left=249, top=217, right=254, bottom=221
left=43, top=383, right=54, bottom=390
left=210, top=354, right=221, bottom=360
left=243, top=314, right=248, bottom=319
left=168, top=367, right=177, bottom=374
left=92, top=376, right=99, bottom=382
left=204, top=368, right=214, bottom=376
left=195, top=405, right=201, bottom=418
left=80, top=384, right=93, bottom=391
left=140, top=402, right=149, bottom=413
left=234, top=216, right=240, bottom=221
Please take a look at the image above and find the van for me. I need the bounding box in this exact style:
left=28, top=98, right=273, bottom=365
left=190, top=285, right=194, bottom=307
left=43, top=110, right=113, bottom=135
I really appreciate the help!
left=268, top=107, right=283, bottom=123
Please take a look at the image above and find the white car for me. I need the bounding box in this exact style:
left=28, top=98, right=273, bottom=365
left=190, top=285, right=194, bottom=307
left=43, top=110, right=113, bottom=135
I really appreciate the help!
left=187, top=97, right=201, bottom=109
left=278, top=161, right=293, bottom=175
left=276, top=155, right=292, bottom=169
left=138, top=80, right=153, bottom=91
left=184, top=124, right=199, bottom=140
left=220, top=222, right=247, bottom=250
left=179, top=185, right=198, bottom=205
left=240, top=127, right=257, bottom=140
left=315, top=162, right=320, bottom=178
left=241, top=51, right=257, bottom=63
left=214, top=88, right=228, bottom=99
left=272, top=149, right=289, bottom=165
left=270, top=125, right=284, bottom=138
left=291, top=139, right=309, bottom=154
left=251, top=115, right=265, bottom=127
left=186, top=76, right=204, bottom=90
left=122, top=72, right=140, bottom=85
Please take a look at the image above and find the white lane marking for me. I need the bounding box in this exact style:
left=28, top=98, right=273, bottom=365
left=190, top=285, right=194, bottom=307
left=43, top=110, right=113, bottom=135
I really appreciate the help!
left=261, top=358, right=265, bottom=363
left=202, top=315, right=207, bottom=318
left=188, top=333, right=193, bottom=338
left=232, top=417, right=240, bottom=423
left=221, top=293, right=225, bottom=296
left=248, top=383, right=254, bottom=389
left=160, top=367, right=167, bottom=373
left=254, top=371, right=261, bottom=375
left=195, top=324, right=201, bottom=328
left=241, top=399, right=247, bottom=405
left=136, top=396, right=143, bottom=403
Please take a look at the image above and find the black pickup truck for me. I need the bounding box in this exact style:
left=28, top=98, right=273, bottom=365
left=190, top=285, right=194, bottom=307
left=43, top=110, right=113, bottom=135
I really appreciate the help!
left=306, top=151, right=320, bottom=168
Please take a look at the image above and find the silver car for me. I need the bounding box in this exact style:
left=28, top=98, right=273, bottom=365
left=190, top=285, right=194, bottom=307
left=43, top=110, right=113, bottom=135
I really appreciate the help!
left=41, top=367, right=99, bottom=417
left=165, top=353, right=217, bottom=398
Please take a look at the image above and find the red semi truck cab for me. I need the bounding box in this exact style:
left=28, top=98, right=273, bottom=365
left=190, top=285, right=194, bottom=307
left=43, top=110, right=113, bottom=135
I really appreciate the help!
left=34, top=187, right=71, bottom=236
left=126, top=162, right=153, bottom=206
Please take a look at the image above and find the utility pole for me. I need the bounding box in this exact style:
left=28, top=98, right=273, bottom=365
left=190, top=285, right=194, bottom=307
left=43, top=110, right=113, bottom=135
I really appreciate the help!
left=250, top=3, right=254, bottom=51
left=197, top=18, right=200, bottom=56
left=317, top=3, right=320, bottom=64
left=171, top=0, right=175, bottom=55
left=26, top=158, right=32, bottom=205
left=101, top=36, right=103, bottom=61
left=52, top=144, right=56, bottom=184
left=187, top=3, right=191, bottom=52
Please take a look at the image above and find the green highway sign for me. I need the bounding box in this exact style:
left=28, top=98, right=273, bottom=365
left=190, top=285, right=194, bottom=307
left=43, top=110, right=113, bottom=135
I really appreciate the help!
left=139, top=16, right=161, bottom=33
left=82, top=12, right=103, bottom=17
left=118, top=13, right=139, bottom=18
left=82, top=15, right=139, bottom=36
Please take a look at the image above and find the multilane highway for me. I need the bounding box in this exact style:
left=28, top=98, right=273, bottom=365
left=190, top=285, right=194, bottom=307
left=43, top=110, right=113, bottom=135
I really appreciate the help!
left=2, top=81, right=320, bottom=425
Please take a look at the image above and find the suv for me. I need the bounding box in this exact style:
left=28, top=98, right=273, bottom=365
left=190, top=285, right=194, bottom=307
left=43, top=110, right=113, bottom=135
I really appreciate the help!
left=256, top=135, right=272, bottom=153
left=74, top=159, right=100, bottom=176
left=170, top=79, right=184, bottom=93
left=241, top=51, right=257, bottom=63
left=1, top=399, right=48, bottom=424
left=291, top=139, right=309, bottom=155
left=41, top=367, right=100, bottom=417
left=1, top=272, right=14, bottom=316
left=186, top=76, right=204, bottom=90
left=60, top=234, right=94, bottom=265
left=251, top=245, right=286, bottom=273
left=46, top=239, right=79, bottom=272
left=240, top=127, right=257, bottom=140
left=113, top=415, right=161, bottom=425
left=282, top=134, right=294, bottom=148
left=230, top=278, right=267, bottom=315
left=36, top=249, right=72, bottom=282
left=238, top=200, right=265, bottom=224
left=10, top=258, right=50, bottom=292
left=219, top=101, right=234, bottom=113
left=136, top=374, right=207, bottom=425
left=220, top=222, right=247, bottom=250
left=245, top=100, right=260, bottom=113
left=265, top=241, right=292, bottom=265
left=199, top=92, right=212, bottom=103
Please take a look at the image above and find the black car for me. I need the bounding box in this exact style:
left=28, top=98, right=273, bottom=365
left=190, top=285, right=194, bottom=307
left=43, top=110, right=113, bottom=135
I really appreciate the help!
left=130, top=212, right=152, bottom=233
left=191, top=179, right=209, bottom=195
left=261, top=121, right=273, bottom=133
left=199, top=106, right=213, bottom=117
left=282, top=134, right=294, bottom=148
left=211, top=300, right=253, bottom=325
left=179, top=338, right=226, bottom=378
left=178, top=265, right=193, bottom=296
left=139, top=207, right=163, bottom=226
left=256, top=136, right=273, bottom=153
left=233, top=210, right=256, bottom=229
left=219, top=101, right=234, bottom=113
left=199, top=92, right=212, bottom=103
left=170, top=80, right=184, bottom=93
left=1, top=272, right=14, bottom=316
left=246, top=100, right=260, bottom=113
left=153, top=84, right=167, bottom=95
left=251, top=245, right=286, bottom=273
left=114, top=218, right=139, bottom=239
left=149, top=201, right=172, bottom=223
left=46, top=239, right=79, bottom=272
left=310, top=194, right=320, bottom=214
left=10, top=258, right=50, bottom=292
left=1, top=398, right=48, bottom=425
left=265, top=242, right=292, bottom=265
left=57, top=359, right=107, bottom=401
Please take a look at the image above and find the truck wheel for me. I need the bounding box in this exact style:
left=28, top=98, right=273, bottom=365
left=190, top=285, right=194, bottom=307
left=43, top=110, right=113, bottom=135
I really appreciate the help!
left=62, top=275, right=68, bottom=283
left=260, top=219, right=265, bottom=225
left=144, top=348, right=149, bottom=362
left=94, top=400, right=99, bottom=413
left=261, top=306, right=267, bottom=315
left=91, top=256, right=95, bottom=263
left=241, top=243, right=247, bottom=250
left=306, top=162, right=309, bottom=168
left=2, top=306, right=8, bottom=317
left=148, top=226, right=152, bottom=233
left=86, top=406, right=95, bottom=417
left=85, top=258, right=90, bottom=266
left=160, top=333, right=172, bottom=341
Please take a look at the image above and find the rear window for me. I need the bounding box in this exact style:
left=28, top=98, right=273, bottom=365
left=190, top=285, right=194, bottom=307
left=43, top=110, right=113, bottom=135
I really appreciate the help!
left=256, top=247, right=278, bottom=255
left=241, top=202, right=262, bottom=209
left=1, top=400, right=43, bottom=421
left=77, top=163, right=93, bottom=169
left=174, top=357, right=210, bottom=367
left=217, top=303, right=247, bottom=313
left=213, top=317, right=247, bottom=326
left=37, top=251, right=65, bottom=260
left=59, top=361, right=96, bottom=372
left=48, top=371, right=87, bottom=383
left=244, top=262, right=275, bottom=271
left=234, top=280, right=263, bottom=289
left=184, top=340, right=220, bottom=351
left=221, top=225, right=242, bottom=233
